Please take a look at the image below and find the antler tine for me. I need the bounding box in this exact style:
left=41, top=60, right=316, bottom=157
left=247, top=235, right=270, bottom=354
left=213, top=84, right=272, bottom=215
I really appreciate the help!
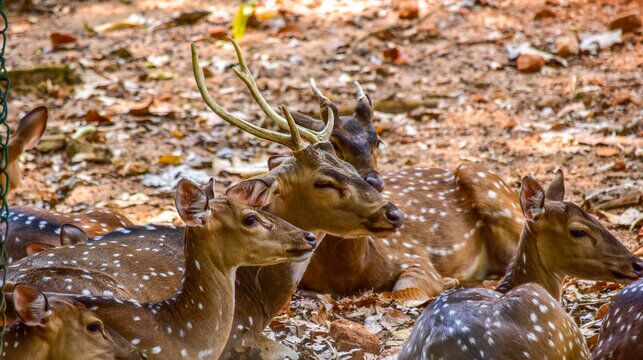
left=280, top=106, right=305, bottom=150
left=308, top=78, right=334, bottom=141
left=191, top=43, right=300, bottom=151
left=354, top=80, right=366, bottom=101
left=228, top=38, right=320, bottom=145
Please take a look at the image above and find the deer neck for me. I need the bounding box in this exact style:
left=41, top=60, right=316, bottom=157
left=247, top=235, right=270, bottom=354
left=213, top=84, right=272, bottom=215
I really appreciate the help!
left=155, top=226, right=236, bottom=347
left=496, top=227, right=563, bottom=299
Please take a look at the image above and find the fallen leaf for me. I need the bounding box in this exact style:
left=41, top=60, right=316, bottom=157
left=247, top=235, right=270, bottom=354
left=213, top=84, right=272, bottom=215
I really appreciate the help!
left=158, top=155, right=183, bottom=166
left=595, top=146, right=620, bottom=157
left=85, top=109, right=112, bottom=124
left=382, top=48, right=407, bottom=65
left=580, top=29, right=622, bottom=55
left=594, top=303, right=610, bottom=320
left=118, top=161, right=149, bottom=176
left=128, top=99, right=154, bottom=116
left=93, top=14, right=147, bottom=33
left=50, top=32, right=77, bottom=49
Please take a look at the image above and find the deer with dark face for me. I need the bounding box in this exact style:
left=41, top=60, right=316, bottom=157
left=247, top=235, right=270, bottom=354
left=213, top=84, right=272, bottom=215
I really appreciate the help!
left=9, top=178, right=318, bottom=360
left=1, top=106, right=133, bottom=263
left=592, top=278, right=643, bottom=359
left=292, top=87, right=522, bottom=303
left=2, top=283, right=143, bottom=360
left=7, top=39, right=404, bottom=360
left=398, top=171, right=643, bottom=360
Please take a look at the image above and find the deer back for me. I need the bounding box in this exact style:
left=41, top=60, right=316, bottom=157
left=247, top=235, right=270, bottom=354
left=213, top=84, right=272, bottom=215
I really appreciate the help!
left=592, top=278, right=643, bottom=359
left=5, top=206, right=133, bottom=262
left=399, top=283, right=591, bottom=359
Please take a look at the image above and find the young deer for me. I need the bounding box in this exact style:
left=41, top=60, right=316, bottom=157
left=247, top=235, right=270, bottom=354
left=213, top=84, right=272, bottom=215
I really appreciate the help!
left=294, top=86, right=522, bottom=303
left=2, top=106, right=133, bottom=263
left=2, top=283, right=143, bottom=360
left=10, top=178, right=318, bottom=359
left=398, top=171, right=643, bottom=360
left=8, top=40, right=404, bottom=360
left=592, top=278, right=643, bottom=359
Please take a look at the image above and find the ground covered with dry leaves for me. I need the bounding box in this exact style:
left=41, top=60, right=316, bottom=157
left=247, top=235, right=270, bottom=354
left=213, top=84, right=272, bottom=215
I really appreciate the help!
left=5, top=0, right=642, bottom=359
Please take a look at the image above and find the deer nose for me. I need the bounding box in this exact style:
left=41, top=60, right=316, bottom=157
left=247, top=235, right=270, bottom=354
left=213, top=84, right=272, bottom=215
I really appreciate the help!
left=304, top=232, right=317, bottom=245
left=384, top=204, right=404, bottom=228
left=365, top=171, right=384, bottom=193
left=633, top=258, right=643, bottom=276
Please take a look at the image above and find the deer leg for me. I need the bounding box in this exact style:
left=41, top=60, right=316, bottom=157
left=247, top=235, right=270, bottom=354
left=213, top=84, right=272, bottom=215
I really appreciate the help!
left=384, top=266, right=458, bottom=306
left=234, top=332, right=299, bottom=360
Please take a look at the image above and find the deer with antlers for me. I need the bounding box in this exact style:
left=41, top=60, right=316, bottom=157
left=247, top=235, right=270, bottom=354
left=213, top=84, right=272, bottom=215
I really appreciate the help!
left=592, top=278, right=643, bottom=359
left=398, top=171, right=643, bottom=359
left=1, top=106, right=133, bottom=263
left=10, top=178, right=318, bottom=359
left=2, top=283, right=143, bottom=360
left=8, top=39, right=404, bottom=359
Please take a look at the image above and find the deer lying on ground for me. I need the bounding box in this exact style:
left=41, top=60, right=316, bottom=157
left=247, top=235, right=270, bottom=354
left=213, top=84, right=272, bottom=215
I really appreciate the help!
left=7, top=40, right=404, bottom=360
left=291, top=83, right=522, bottom=303
left=1, top=106, right=133, bottom=263
left=10, top=178, right=318, bottom=359
left=1, top=283, right=143, bottom=360
left=592, top=278, right=643, bottom=359
left=398, top=171, right=643, bottom=359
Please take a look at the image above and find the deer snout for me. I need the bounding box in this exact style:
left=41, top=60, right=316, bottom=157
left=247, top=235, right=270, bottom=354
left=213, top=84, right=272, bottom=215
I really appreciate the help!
left=365, top=171, right=385, bottom=193
left=304, top=232, right=317, bottom=246
left=384, top=203, right=404, bottom=228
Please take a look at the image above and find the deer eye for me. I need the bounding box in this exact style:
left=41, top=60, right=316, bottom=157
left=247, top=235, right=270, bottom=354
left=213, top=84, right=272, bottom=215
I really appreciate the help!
left=243, top=214, right=259, bottom=227
left=87, top=321, right=102, bottom=333
left=570, top=230, right=586, bottom=238
left=314, top=181, right=336, bottom=190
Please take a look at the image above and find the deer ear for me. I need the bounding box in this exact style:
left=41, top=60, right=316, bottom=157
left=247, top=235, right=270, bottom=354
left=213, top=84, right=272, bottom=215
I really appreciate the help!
left=545, top=169, right=565, bottom=202
left=267, top=155, right=290, bottom=170
left=13, top=284, right=50, bottom=327
left=201, top=178, right=216, bottom=200
left=175, top=179, right=210, bottom=227
left=226, top=176, right=277, bottom=208
left=26, top=243, right=56, bottom=256
left=60, top=224, right=89, bottom=246
left=10, top=106, right=48, bottom=154
left=520, top=176, right=545, bottom=221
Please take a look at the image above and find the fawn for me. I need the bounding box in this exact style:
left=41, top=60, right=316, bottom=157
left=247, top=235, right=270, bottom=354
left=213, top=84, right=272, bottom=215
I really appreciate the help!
left=592, top=278, right=643, bottom=359
left=11, top=178, right=318, bottom=359
left=292, top=85, right=522, bottom=303
left=1, top=106, right=133, bottom=263
left=2, top=283, right=142, bottom=360
left=398, top=171, right=643, bottom=359
left=8, top=39, right=404, bottom=360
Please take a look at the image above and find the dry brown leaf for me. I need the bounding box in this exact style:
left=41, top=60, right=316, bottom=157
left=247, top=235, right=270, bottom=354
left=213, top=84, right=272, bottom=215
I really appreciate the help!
left=85, top=110, right=112, bottom=124
left=50, top=32, right=77, bottom=49
left=595, top=146, right=620, bottom=157
left=594, top=303, right=610, bottom=320
left=383, top=48, right=407, bottom=65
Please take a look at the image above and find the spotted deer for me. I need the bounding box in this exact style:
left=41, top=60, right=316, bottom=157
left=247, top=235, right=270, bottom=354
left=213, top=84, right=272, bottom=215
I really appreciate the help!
left=6, top=40, right=404, bottom=360
left=2, top=283, right=143, bottom=360
left=398, top=171, right=643, bottom=359
left=12, top=178, right=318, bottom=359
left=293, top=84, right=522, bottom=303
left=1, top=106, right=133, bottom=263
left=592, top=278, right=643, bottom=359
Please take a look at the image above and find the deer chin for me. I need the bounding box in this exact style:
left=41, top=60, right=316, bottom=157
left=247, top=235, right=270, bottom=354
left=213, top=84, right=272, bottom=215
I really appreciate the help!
left=609, top=269, right=640, bottom=283
left=286, top=247, right=315, bottom=262
left=362, top=223, right=400, bottom=236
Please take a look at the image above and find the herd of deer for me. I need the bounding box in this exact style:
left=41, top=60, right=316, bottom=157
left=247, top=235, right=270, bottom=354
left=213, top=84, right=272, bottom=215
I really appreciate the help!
left=0, top=39, right=640, bottom=360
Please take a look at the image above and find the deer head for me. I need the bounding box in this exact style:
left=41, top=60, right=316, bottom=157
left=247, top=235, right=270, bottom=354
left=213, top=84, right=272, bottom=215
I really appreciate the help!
left=176, top=178, right=317, bottom=267
left=192, top=40, right=403, bottom=238
left=290, top=81, right=384, bottom=192
left=2, top=284, right=143, bottom=360
left=2, top=106, right=48, bottom=192
left=519, top=170, right=643, bottom=283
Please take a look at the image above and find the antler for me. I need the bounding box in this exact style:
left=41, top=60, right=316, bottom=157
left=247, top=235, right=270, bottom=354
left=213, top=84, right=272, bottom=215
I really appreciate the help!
left=192, top=43, right=309, bottom=151
left=227, top=38, right=334, bottom=144
left=354, top=81, right=366, bottom=101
